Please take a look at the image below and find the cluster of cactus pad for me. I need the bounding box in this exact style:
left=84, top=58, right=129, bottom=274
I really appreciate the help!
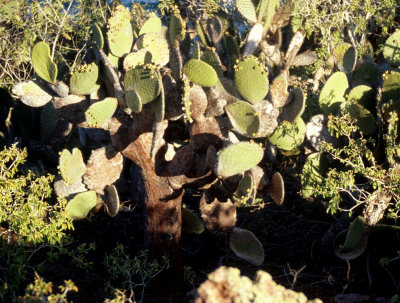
left=301, top=30, right=400, bottom=260
left=10, top=0, right=318, bottom=269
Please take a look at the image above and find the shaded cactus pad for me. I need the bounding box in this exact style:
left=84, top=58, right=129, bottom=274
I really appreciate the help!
left=225, top=100, right=260, bottom=137
left=229, top=227, right=264, bottom=265
left=340, top=102, right=376, bottom=136
left=332, top=43, right=357, bottom=73
left=215, top=142, right=264, bottom=178
left=234, top=56, right=269, bottom=104
left=235, top=0, right=257, bottom=23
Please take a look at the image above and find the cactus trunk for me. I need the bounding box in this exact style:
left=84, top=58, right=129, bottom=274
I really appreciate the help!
left=109, top=114, right=184, bottom=297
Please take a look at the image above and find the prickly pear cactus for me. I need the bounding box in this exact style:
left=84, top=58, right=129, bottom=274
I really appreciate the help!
left=59, top=148, right=86, bottom=185
left=107, top=5, right=133, bottom=58
left=31, top=41, right=58, bottom=84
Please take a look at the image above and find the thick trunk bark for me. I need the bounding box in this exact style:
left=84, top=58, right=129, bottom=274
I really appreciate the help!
left=109, top=116, right=184, bottom=297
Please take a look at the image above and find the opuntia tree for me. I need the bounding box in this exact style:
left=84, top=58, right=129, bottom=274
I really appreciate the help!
left=11, top=0, right=315, bottom=296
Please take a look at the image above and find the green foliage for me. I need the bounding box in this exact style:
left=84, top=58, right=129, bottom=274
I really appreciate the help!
left=104, top=244, right=169, bottom=301
left=0, top=144, right=73, bottom=245
left=306, top=114, right=400, bottom=219
left=15, top=273, right=77, bottom=303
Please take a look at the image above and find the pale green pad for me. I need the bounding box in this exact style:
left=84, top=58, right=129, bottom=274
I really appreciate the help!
left=107, top=5, right=133, bottom=57
left=230, top=227, right=264, bottom=266
left=136, top=33, right=169, bottom=66
left=225, top=100, right=260, bottom=137
left=236, top=0, right=257, bottom=23
left=183, top=59, right=218, bottom=87
left=138, top=16, right=162, bottom=36
left=124, top=66, right=161, bottom=105
left=70, top=63, right=100, bottom=95
left=32, top=41, right=57, bottom=84
left=59, top=148, right=86, bottom=185
left=268, top=117, right=306, bottom=151
left=66, top=191, right=97, bottom=220
left=85, top=97, right=118, bottom=127
left=234, top=56, right=269, bottom=104
left=319, top=71, right=348, bottom=115
left=383, top=30, right=400, bottom=66
left=215, top=142, right=264, bottom=178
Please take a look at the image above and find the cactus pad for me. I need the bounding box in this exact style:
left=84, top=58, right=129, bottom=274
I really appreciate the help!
left=123, top=49, right=152, bottom=71
left=383, top=30, right=400, bottom=66
left=59, top=148, right=86, bottom=185
left=70, top=62, right=100, bottom=95
left=215, top=142, right=264, bottom=178
left=92, top=23, right=104, bottom=49
left=124, top=65, right=161, bottom=106
left=31, top=41, right=57, bottom=84
left=105, top=184, right=120, bottom=217
left=40, top=102, right=58, bottom=142
left=280, top=87, right=305, bottom=123
left=382, top=71, right=400, bottom=103
left=352, top=61, right=380, bottom=88
left=85, top=97, right=118, bottom=128
left=234, top=56, right=269, bottom=104
left=301, top=152, right=328, bottom=198
left=12, top=80, right=52, bottom=107
left=347, top=85, right=375, bottom=112
left=235, top=173, right=256, bottom=205
left=66, top=191, right=97, bottom=220
left=268, top=172, right=284, bottom=205
left=192, top=41, right=201, bottom=60
left=182, top=207, right=205, bottom=234
left=333, top=43, right=357, bottom=73
left=236, top=0, right=257, bottom=23
left=225, top=100, right=260, bottom=137
left=335, top=216, right=369, bottom=260
left=169, top=11, right=186, bottom=43
left=270, top=73, right=289, bottom=108
left=201, top=48, right=223, bottom=78
left=138, top=15, right=162, bottom=36
left=268, top=117, right=306, bottom=151
left=340, top=101, right=376, bottom=136
left=229, top=227, right=264, bottom=266
left=319, top=71, right=348, bottom=115
left=183, top=59, right=218, bottom=87
left=135, top=33, right=169, bottom=66
left=107, top=5, right=133, bottom=57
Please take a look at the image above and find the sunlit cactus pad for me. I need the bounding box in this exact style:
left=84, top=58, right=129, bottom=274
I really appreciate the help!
left=66, top=191, right=97, bottom=220
left=319, top=71, right=348, bottom=115
left=268, top=117, right=306, bottom=151
left=138, top=15, right=162, bottom=36
left=201, top=48, right=223, bottom=78
left=12, top=80, right=52, bottom=107
left=85, top=97, right=118, bottom=128
left=124, top=65, right=161, bottom=107
left=107, top=5, right=133, bottom=57
left=234, top=56, right=269, bottom=104
left=229, top=227, right=264, bottom=265
left=235, top=0, right=257, bottom=23
left=123, top=49, right=152, bottom=71
left=59, top=148, right=86, bottom=185
left=31, top=41, right=57, bottom=84
left=183, top=59, right=218, bottom=87
left=70, top=62, right=100, bottom=95
left=383, top=30, right=400, bottom=66
left=215, top=142, right=264, bottom=178
left=135, top=32, right=170, bottom=66
left=225, top=100, right=260, bottom=137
